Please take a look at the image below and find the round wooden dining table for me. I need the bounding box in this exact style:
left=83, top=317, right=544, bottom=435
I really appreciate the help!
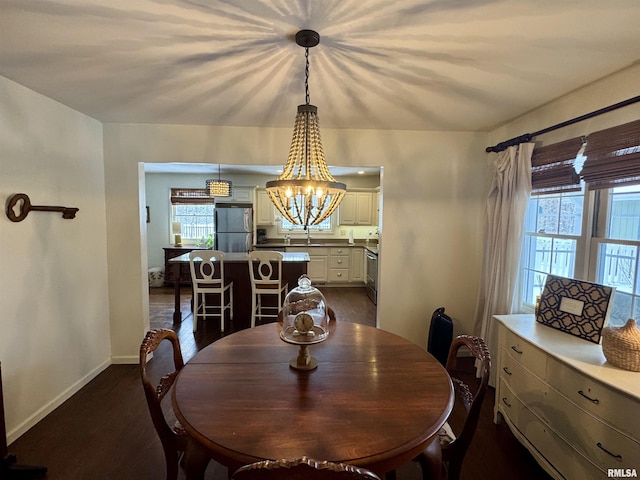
left=172, top=322, right=454, bottom=479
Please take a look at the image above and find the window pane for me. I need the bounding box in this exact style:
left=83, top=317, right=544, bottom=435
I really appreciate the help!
left=174, top=204, right=215, bottom=240
left=526, top=192, right=584, bottom=235
left=280, top=194, right=332, bottom=231
left=608, top=186, right=640, bottom=241
left=536, top=196, right=560, bottom=234
left=596, top=242, right=639, bottom=327
left=521, top=235, right=577, bottom=305
left=597, top=243, right=637, bottom=294
left=558, top=194, right=583, bottom=235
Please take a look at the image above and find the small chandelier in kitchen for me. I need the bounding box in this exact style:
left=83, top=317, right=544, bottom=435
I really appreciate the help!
left=266, top=30, right=346, bottom=229
left=206, top=164, right=232, bottom=197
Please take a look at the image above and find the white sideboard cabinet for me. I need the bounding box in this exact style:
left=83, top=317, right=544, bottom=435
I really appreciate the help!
left=494, top=314, right=640, bottom=480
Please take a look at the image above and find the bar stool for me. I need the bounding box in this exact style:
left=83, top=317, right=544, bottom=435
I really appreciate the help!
left=189, top=250, right=233, bottom=332
left=248, top=250, right=288, bottom=328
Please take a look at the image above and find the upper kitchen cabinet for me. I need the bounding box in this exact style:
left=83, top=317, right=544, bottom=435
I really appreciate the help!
left=215, top=186, right=254, bottom=204
left=255, top=188, right=275, bottom=225
left=338, top=190, right=375, bottom=226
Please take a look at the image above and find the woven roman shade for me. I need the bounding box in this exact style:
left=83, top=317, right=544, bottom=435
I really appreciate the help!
left=170, top=188, right=215, bottom=205
left=531, top=137, right=584, bottom=195
left=581, top=119, right=640, bottom=190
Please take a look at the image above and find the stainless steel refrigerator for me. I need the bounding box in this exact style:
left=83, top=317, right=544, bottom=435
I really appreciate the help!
left=214, top=203, right=253, bottom=253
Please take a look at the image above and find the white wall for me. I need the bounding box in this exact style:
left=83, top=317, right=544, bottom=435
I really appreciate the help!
left=489, top=64, right=640, bottom=150
left=104, top=124, right=489, bottom=354
left=0, top=76, right=110, bottom=443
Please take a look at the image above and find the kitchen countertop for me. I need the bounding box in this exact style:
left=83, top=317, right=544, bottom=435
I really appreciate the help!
left=169, top=251, right=310, bottom=263
left=255, top=242, right=379, bottom=256
left=256, top=241, right=377, bottom=249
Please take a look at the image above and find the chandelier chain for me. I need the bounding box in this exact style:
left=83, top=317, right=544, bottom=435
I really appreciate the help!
left=304, top=47, right=310, bottom=105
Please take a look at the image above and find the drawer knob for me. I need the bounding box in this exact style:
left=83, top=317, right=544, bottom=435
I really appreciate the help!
left=578, top=390, right=600, bottom=404
left=501, top=397, right=512, bottom=408
left=596, top=442, right=622, bottom=460
left=502, top=367, right=512, bottom=376
left=510, top=345, right=523, bottom=354
left=338, top=260, right=342, bottom=264
left=337, top=273, right=342, bottom=277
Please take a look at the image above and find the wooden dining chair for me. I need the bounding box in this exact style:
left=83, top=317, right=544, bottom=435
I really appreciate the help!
left=415, top=335, right=492, bottom=480
left=232, top=456, right=382, bottom=480
left=189, top=250, right=233, bottom=332
left=139, top=329, right=189, bottom=480
left=248, top=250, right=289, bottom=327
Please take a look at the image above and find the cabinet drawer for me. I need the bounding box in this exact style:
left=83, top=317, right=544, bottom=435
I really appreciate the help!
left=287, top=247, right=331, bottom=255
left=329, top=256, right=350, bottom=269
left=540, top=386, right=640, bottom=470
left=330, top=247, right=349, bottom=256
left=500, top=350, right=549, bottom=406
left=499, top=380, right=603, bottom=480
left=546, top=357, right=640, bottom=440
left=328, top=269, right=349, bottom=282
left=503, top=329, right=547, bottom=379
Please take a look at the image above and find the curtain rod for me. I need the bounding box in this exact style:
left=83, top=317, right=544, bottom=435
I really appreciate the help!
left=485, top=94, right=640, bottom=153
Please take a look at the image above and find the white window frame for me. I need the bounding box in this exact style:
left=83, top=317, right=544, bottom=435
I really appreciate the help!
left=171, top=203, right=215, bottom=245
left=520, top=189, right=590, bottom=308
left=520, top=186, right=640, bottom=326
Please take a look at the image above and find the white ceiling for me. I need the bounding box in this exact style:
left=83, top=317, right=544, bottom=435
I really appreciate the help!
left=1, top=0, right=639, bottom=133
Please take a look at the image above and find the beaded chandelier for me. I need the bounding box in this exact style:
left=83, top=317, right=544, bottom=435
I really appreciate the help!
left=266, top=30, right=346, bottom=229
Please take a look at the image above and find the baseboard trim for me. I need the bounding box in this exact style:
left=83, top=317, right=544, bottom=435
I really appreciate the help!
left=7, top=359, right=111, bottom=445
left=110, top=355, right=139, bottom=365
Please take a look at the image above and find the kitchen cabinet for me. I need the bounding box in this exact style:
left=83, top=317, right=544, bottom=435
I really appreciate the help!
left=328, top=247, right=350, bottom=282
left=284, top=246, right=365, bottom=285
left=215, top=186, right=253, bottom=204
left=350, top=247, right=364, bottom=282
left=255, top=189, right=275, bottom=225
left=287, top=247, right=328, bottom=283
left=338, top=191, right=374, bottom=225
left=494, top=314, right=640, bottom=480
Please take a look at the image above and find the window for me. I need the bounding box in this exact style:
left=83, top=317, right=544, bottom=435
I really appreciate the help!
left=170, top=188, right=215, bottom=242
left=173, top=204, right=215, bottom=241
left=521, top=186, right=640, bottom=326
left=521, top=190, right=585, bottom=306
left=592, top=185, right=640, bottom=326
left=279, top=194, right=333, bottom=231
left=519, top=120, right=640, bottom=327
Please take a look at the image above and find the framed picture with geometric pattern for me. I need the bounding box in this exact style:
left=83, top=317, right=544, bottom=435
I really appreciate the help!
left=536, top=274, right=615, bottom=344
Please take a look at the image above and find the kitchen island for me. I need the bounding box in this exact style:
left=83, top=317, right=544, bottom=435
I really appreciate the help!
left=169, top=251, right=309, bottom=330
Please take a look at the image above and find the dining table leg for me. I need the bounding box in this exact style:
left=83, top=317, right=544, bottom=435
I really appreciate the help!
left=173, top=262, right=182, bottom=324
left=182, top=437, right=211, bottom=480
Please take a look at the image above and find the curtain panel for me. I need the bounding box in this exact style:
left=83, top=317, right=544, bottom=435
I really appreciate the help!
left=474, top=143, right=534, bottom=386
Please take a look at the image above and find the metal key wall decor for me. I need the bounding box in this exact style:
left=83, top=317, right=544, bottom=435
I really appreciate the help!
left=6, top=193, right=79, bottom=221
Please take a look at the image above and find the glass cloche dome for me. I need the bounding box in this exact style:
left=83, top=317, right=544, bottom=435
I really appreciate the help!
left=280, top=274, right=329, bottom=345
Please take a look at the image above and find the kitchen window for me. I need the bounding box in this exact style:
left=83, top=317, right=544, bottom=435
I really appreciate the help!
left=170, top=188, right=215, bottom=242
left=278, top=194, right=333, bottom=232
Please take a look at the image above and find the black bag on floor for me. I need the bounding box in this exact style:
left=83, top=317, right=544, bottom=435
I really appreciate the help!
left=427, top=307, right=453, bottom=366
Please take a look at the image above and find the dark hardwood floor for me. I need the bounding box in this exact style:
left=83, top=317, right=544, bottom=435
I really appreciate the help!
left=7, top=287, right=551, bottom=480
